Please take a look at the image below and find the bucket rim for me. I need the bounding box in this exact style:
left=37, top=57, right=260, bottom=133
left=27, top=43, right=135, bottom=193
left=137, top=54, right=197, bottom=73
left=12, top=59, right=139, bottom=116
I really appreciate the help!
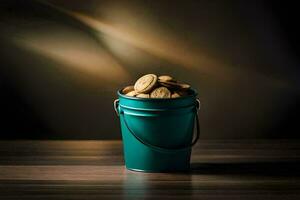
left=118, top=88, right=198, bottom=101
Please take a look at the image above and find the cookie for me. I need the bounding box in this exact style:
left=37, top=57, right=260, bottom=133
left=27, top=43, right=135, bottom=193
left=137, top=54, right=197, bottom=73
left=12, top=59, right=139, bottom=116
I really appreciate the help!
left=125, top=90, right=137, bottom=97
left=178, top=83, right=191, bottom=90
left=150, top=87, right=171, bottom=98
left=158, top=80, right=180, bottom=89
left=158, top=75, right=175, bottom=82
left=171, top=92, right=181, bottom=98
left=123, top=74, right=192, bottom=99
left=136, top=93, right=150, bottom=98
left=122, top=85, right=134, bottom=94
left=134, top=74, right=158, bottom=93
left=158, top=80, right=190, bottom=90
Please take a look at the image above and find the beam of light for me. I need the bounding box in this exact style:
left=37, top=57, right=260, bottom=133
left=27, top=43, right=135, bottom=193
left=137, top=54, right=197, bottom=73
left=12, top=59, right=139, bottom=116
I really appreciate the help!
left=71, top=12, right=233, bottom=79
left=14, top=0, right=292, bottom=89
left=68, top=8, right=291, bottom=88
left=12, top=27, right=129, bottom=86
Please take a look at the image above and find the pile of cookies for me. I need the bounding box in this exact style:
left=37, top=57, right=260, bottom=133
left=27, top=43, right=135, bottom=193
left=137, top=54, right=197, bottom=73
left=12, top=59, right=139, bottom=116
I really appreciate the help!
left=122, top=74, right=191, bottom=98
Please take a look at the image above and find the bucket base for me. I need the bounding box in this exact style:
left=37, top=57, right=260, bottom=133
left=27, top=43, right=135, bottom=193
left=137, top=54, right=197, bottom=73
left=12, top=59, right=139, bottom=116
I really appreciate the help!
left=122, top=136, right=192, bottom=173
left=126, top=166, right=191, bottom=173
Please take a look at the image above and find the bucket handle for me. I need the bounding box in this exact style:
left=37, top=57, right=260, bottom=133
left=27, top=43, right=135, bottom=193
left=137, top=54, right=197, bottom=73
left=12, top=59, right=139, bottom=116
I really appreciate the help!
left=114, top=99, right=201, bottom=153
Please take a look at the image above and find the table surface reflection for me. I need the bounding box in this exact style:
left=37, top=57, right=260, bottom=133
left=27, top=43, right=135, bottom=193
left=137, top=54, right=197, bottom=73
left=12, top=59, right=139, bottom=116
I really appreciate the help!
left=0, top=140, right=300, bottom=199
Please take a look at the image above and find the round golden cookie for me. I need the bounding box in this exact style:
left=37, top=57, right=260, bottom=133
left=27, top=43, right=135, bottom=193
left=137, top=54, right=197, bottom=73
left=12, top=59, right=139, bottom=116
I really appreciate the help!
left=134, top=74, right=158, bottom=93
left=136, top=93, right=150, bottom=98
left=158, top=75, right=174, bottom=82
left=125, top=90, right=137, bottom=97
left=171, top=92, right=181, bottom=98
left=150, top=87, right=171, bottom=98
left=178, top=83, right=191, bottom=90
left=122, top=85, right=134, bottom=94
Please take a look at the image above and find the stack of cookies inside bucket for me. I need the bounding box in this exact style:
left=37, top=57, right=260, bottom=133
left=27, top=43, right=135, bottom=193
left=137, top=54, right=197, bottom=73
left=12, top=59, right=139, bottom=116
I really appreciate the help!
left=122, top=74, right=192, bottom=98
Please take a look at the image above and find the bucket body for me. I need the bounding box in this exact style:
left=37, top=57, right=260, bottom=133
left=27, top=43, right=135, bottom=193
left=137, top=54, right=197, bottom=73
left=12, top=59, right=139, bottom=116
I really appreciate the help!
left=116, top=89, right=199, bottom=172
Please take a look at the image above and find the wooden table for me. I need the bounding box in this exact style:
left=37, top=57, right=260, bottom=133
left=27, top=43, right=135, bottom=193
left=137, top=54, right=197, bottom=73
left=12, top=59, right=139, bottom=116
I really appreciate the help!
left=0, top=140, right=300, bottom=199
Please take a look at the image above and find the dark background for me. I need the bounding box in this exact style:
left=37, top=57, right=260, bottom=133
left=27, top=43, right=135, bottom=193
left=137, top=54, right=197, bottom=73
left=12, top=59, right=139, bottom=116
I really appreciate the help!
left=0, top=0, right=299, bottom=139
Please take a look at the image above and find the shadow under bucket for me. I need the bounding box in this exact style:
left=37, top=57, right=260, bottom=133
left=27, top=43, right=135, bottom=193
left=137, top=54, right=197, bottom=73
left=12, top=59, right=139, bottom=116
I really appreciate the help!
left=114, top=89, right=200, bottom=172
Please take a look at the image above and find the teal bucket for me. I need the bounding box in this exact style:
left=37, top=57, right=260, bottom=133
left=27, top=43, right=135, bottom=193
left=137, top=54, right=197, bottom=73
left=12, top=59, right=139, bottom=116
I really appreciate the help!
left=114, top=89, right=200, bottom=172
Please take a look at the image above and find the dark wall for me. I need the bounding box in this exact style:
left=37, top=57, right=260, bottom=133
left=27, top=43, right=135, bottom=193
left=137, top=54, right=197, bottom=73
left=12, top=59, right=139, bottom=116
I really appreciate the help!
left=0, top=0, right=299, bottom=139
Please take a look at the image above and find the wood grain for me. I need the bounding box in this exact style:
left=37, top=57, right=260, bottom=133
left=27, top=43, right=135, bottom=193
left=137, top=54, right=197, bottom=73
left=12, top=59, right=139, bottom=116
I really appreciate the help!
left=0, top=140, right=300, bottom=199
